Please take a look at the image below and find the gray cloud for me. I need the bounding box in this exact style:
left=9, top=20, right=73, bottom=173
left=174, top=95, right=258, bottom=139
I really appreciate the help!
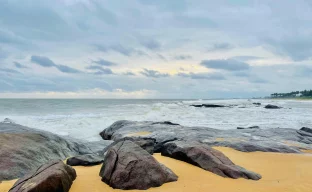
left=94, top=44, right=146, bottom=57
left=140, top=69, right=169, bottom=78
left=140, top=39, right=161, bottom=50
left=14, top=62, right=28, bottom=69
left=230, top=56, right=264, bottom=62
left=31, top=55, right=80, bottom=74
left=124, top=71, right=136, bottom=76
left=92, top=59, right=117, bottom=66
left=200, top=59, right=250, bottom=71
left=207, top=43, right=234, bottom=52
left=174, top=55, right=192, bottom=60
left=265, top=37, right=312, bottom=61
left=31, top=55, right=56, bottom=67
left=178, top=72, right=225, bottom=80
left=56, top=64, right=80, bottom=74
left=86, top=65, right=113, bottom=75
left=0, top=68, right=20, bottom=74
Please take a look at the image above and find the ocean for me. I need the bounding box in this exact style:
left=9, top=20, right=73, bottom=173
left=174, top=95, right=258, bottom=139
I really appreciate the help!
left=0, top=99, right=311, bottom=141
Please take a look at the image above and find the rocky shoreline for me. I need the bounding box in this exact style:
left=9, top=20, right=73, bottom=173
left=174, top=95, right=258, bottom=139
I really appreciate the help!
left=1, top=118, right=312, bottom=191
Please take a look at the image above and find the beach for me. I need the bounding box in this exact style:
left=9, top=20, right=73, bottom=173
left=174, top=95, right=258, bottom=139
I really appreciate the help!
left=3, top=147, right=312, bottom=192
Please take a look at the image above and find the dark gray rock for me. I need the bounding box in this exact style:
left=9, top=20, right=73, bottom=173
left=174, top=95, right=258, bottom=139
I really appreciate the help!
left=161, top=141, right=261, bottom=180
left=191, top=104, right=226, bottom=108
left=9, top=160, right=76, bottom=192
left=66, top=154, right=103, bottom=166
left=0, top=122, right=112, bottom=181
left=264, top=104, right=282, bottom=109
left=237, top=126, right=260, bottom=129
left=100, top=120, right=312, bottom=154
left=102, top=137, right=156, bottom=155
left=152, top=121, right=180, bottom=126
left=300, top=127, right=312, bottom=134
left=99, top=140, right=178, bottom=190
left=253, top=102, right=261, bottom=105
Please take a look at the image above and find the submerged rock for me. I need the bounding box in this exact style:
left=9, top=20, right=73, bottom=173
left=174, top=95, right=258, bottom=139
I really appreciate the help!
left=67, top=154, right=103, bottom=166
left=237, top=126, right=260, bottom=129
left=253, top=103, right=261, bottom=106
left=300, top=127, right=312, bottom=134
left=161, top=141, right=261, bottom=180
left=264, top=104, right=282, bottom=109
left=0, top=121, right=112, bottom=181
left=9, top=160, right=76, bottom=192
left=191, top=104, right=226, bottom=108
left=99, top=140, right=178, bottom=190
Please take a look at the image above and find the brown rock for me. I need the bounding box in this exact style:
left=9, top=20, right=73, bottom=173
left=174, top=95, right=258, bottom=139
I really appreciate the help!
left=161, top=141, right=261, bottom=180
left=99, top=140, right=178, bottom=190
left=9, top=160, right=76, bottom=192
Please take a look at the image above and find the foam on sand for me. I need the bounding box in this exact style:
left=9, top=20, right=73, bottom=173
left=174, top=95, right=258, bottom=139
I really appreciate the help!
left=2, top=147, right=312, bottom=192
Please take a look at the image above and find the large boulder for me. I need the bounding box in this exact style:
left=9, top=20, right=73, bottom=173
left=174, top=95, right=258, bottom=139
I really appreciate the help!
left=102, top=137, right=156, bottom=155
left=100, top=120, right=311, bottom=153
left=161, top=141, right=261, bottom=180
left=9, top=160, right=76, bottom=192
left=66, top=154, right=103, bottom=166
left=99, top=140, right=178, bottom=190
left=0, top=121, right=112, bottom=181
left=264, top=104, right=282, bottom=109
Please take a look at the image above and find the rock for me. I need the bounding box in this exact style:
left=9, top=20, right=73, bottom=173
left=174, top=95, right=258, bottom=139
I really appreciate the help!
left=191, top=104, right=226, bottom=108
left=2, top=118, right=15, bottom=124
left=0, top=122, right=112, bottom=181
left=154, top=137, right=178, bottom=153
left=152, top=121, right=180, bottom=126
left=161, top=141, right=261, bottom=180
left=253, top=103, right=261, bottom=105
left=66, top=154, right=103, bottom=166
left=100, top=120, right=311, bottom=153
left=300, top=127, right=312, bottom=134
left=99, top=140, right=178, bottom=190
left=264, top=104, right=282, bottom=109
left=9, top=160, right=76, bottom=192
left=237, top=126, right=260, bottom=129
left=102, top=137, right=156, bottom=155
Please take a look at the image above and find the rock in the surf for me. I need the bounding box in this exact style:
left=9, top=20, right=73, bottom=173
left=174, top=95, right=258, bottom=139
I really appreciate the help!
left=264, top=104, right=282, bottom=109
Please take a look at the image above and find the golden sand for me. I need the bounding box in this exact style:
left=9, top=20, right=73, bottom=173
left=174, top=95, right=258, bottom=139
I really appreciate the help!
left=0, top=180, right=17, bottom=192
left=126, top=131, right=151, bottom=137
left=2, top=148, right=312, bottom=192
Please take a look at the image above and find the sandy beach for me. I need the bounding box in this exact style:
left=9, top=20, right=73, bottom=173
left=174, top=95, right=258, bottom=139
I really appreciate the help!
left=3, top=147, right=312, bottom=192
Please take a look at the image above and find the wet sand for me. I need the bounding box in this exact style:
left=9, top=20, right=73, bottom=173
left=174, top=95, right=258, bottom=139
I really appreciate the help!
left=2, top=147, right=312, bottom=192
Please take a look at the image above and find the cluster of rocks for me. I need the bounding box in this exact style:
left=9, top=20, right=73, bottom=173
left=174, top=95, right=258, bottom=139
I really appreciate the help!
left=190, top=103, right=283, bottom=109
left=2, top=118, right=312, bottom=191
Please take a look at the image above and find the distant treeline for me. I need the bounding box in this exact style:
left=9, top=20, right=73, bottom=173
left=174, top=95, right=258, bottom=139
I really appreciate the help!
left=270, top=90, right=312, bottom=98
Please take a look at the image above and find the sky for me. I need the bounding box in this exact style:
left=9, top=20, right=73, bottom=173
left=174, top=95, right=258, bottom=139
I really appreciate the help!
left=0, top=0, right=312, bottom=99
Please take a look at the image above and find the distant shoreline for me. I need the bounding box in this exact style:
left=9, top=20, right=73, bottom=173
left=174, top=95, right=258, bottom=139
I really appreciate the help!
left=268, top=97, right=312, bottom=100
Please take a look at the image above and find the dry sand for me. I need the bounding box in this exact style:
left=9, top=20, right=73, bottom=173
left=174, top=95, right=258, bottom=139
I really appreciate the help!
left=126, top=131, right=151, bottom=137
left=2, top=147, right=312, bottom=192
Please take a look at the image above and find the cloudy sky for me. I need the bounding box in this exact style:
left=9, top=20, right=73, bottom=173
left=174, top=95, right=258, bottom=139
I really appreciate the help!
left=0, top=0, right=312, bottom=98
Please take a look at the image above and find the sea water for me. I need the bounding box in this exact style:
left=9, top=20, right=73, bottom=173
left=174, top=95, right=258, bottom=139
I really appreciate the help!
left=0, top=99, right=311, bottom=141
